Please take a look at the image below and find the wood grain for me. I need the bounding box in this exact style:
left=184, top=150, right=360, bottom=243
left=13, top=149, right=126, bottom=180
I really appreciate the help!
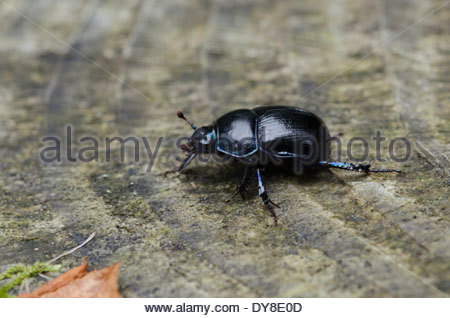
left=0, top=0, right=448, bottom=297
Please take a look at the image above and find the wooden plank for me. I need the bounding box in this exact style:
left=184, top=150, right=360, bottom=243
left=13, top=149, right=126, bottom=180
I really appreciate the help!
left=0, top=0, right=448, bottom=297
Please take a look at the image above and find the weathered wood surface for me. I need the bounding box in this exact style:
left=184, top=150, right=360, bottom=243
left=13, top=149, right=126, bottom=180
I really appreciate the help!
left=0, top=0, right=449, bottom=297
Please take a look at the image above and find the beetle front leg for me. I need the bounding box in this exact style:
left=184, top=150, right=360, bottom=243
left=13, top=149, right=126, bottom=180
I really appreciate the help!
left=256, top=168, right=280, bottom=224
left=317, top=160, right=403, bottom=174
left=226, top=166, right=255, bottom=202
left=164, top=153, right=197, bottom=176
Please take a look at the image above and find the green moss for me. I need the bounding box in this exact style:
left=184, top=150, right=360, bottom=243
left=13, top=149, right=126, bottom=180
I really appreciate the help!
left=0, top=262, right=62, bottom=297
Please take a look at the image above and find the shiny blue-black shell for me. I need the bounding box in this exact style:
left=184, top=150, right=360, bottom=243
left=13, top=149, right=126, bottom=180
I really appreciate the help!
left=214, top=105, right=330, bottom=164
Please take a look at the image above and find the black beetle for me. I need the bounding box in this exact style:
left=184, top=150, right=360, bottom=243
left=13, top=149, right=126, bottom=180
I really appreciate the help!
left=167, top=105, right=401, bottom=224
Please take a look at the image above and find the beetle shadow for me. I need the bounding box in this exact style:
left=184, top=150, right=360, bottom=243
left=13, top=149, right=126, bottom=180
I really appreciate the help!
left=177, top=160, right=247, bottom=188
left=261, top=161, right=334, bottom=188
left=177, top=158, right=338, bottom=201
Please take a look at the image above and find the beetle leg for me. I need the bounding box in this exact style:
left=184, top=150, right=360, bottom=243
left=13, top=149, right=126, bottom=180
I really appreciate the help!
left=226, top=166, right=254, bottom=202
left=256, top=168, right=280, bottom=224
left=317, top=160, right=403, bottom=174
left=164, top=153, right=197, bottom=176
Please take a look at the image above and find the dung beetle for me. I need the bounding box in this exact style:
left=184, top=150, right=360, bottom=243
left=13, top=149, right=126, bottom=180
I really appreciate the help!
left=167, top=105, right=402, bottom=224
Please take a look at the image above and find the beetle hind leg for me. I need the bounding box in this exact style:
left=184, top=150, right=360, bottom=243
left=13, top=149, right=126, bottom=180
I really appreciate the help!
left=226, top=166, right=254, bottom=202
left=317, top=160, right=403, bottom=174
left=256, top=168, right=280, bottom=225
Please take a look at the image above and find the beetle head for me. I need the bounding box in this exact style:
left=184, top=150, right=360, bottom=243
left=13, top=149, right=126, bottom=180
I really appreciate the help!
left=186, top=126, right=216, bottom=154
left=176, top=111, right=216, bottom=154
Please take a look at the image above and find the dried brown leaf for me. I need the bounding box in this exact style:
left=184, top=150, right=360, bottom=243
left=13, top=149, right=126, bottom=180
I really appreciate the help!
left=18, top=259, right=121, bottom=298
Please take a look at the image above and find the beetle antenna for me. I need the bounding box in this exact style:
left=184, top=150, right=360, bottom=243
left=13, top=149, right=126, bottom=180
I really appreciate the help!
left=177, top=111, right=196, bottom=130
